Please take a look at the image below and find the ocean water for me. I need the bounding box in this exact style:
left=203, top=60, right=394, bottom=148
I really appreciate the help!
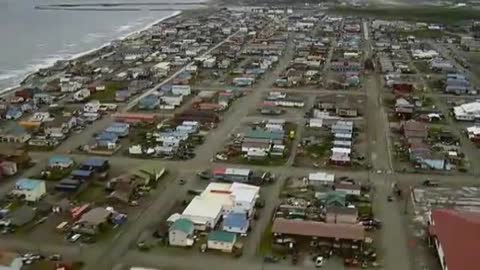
left=0, top=0, right=203, bottom=92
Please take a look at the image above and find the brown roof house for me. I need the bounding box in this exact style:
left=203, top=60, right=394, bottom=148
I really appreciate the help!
left=108, top=174, right=135, bottom=204
left=73, top=207, right=111, bottom=235
left=0, top=251, right=22, bottom=270
left=326, top=206, right=358, bottom=224
left=272, top=218, right=365, bottom=242
left=401, top=120, right=427, bottom=140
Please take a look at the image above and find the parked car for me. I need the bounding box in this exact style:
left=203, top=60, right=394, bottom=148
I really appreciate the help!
left=263, top=255, right=279, bottom=263
left=422, top=179, right=440, bottom=187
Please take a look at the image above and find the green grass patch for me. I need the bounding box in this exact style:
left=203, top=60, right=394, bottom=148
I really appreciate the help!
left=75, top=184, right=108, bottom=204
left=90, top=81, right=127, bottom=101
left=332, top=6, right=480, bottom=24
left=258, top=220, right=274, bottom=256
left=413, top=61, right=430, bottom=73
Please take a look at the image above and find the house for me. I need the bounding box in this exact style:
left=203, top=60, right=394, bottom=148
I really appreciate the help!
left=330, top=61, right=362, bottom=72
left=272, top=218, right=365, bottom=241
left=223, top=212, right=249, bottom=234
left=202, top=182, right=260, bottom=216
left=105, top=122, right=130, bottom=137
left=12, top=179, right=46, bottom=202
left=430, top=59, right=455, bottom=73
left=324, top=191, right=346, bottom=207
left=336, top=104, right=358, bottom=118
left=331, top=121, right=353, bottom=134
left=308, top=172, right=335, bottom=186
left=115, top=90, right=130, bottom=102
left=428, top=209, right=480, bottom=270
left=411, top=150, right=450, bottom=170
left=395, top=98, right=414, bottom=118
left=48, top=156, right=74, bottom=169
left=0, top=122, right=31, bottom=143
left=33, top=93, right=54, bottom=105
left=5, top=107, right=22, bottom=120
left=138, top=94, right=160, bottom=110
left=171, top=85, right=191, bottom=96
left=0, top=251, right=22, bottom=270
left=95, top=132, right=119, bottom=149
left=108, top=174, right=135, bottom=204
left=181, top=196, right=223, bottom=230
left=334, top=183, right=361, bottom=196
left=212, top=168, right=252, bottom=183
left=326, top=206, right=358, bottom=224
left=453, top=101, right=480, bottom=121
left=207, top=231, right=237, bottom=252
left=161, top=94, right=183, bottom=107
left=402, top=120, right=427, bottom=140
left=169, top=218, right=195, bottom=247
left=73, top=207, right=111, bottom=235
left=80, top=158, right=110, bottom=172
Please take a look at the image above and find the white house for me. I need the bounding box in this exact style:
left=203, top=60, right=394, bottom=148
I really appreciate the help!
left=171, top=85, right=191, bottom=96
left=161, top=95, right=183, bottom=107
left=181, top=196, right=223, bottom=231
left=453, top=101, right=480, bottom=121
left=168, top=218, right=195, bottom=247
left=308, top=172, right=335, bottom=186
left=207, top=231, right=237, bottom=253
left=12, top=179, right=46, bottom=202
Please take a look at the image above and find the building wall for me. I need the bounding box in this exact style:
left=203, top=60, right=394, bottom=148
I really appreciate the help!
left=207, top=240, right=234, bottom=252
left=223, top=224, right=248, bottom=234
left=169, top=230, right=190, bottom=246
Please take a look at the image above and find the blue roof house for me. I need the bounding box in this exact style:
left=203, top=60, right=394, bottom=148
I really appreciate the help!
left=80, top=158, right=109, bottom=172
left=71, top=169, right=94, bottom=180
left=5, top=107, right=22, bottom=120
left=223, top=212, right=249, bottom=234
left=13, top=178, right=46, bottom=202
left=105, top=122, right=130, bottom=137
left=138, top=94, right=160, bottom=110
left=48, top=156, right=74, bottom=169
left=95, top=132, right=119, bottom=149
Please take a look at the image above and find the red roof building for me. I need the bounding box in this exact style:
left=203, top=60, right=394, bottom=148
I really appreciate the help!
left=429, top=209, right=480, bottom=270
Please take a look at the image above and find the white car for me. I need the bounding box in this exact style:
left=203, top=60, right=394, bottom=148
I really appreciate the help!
left=69, top=234, right=81, bottom=243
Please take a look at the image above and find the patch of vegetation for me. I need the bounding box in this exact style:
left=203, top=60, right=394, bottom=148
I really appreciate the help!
left=413, top=61, right=430, bottom=74
left=75, top=183, right=108, bottom=204
left=258, top=220, right=274, bottom=256
left=90, top=81, right=127, bottom=101
left=332, top=6, right=480, bottom=24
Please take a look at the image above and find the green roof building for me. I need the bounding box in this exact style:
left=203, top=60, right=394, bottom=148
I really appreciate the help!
left=169, top=218, right=195, bottom=247
left=207, top=231, right=237, bottom=252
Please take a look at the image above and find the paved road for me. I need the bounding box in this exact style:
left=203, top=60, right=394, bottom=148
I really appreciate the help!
left=363, top=20, right=414, bottom=270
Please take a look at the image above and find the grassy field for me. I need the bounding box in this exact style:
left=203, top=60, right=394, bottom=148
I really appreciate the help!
left=332, top=6, right=480, bottom=23
left=89, top=81, right=127, bottom=101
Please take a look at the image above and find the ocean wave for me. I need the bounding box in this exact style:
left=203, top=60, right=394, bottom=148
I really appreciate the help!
left=0, top=10, right=182, bottom=95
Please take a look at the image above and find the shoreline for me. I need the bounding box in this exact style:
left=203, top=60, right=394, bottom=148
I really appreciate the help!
left=0, top=10, right=183, bottom=97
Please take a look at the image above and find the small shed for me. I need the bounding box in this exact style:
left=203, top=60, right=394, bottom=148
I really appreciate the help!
left=169, top=218, right=195, bottom=247
left=207, top=231, right=237, bottom=252
left=308, top=172, right=335, bottom=186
